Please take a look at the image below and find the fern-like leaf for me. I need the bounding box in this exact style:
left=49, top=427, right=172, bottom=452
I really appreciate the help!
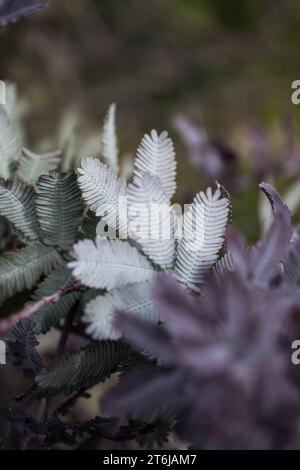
left=8, top=320, right=43, bottom=375
left=213, top=251, right=235, bottom=274
left=0, top=241, right=62, bottom=301
left=3, top=83, right=25, bottom=144
left=174, top=187, right=229, bottom=292
left=83, top=281, right=158, bottom=340
left=250, top=210, right=292, bottom=287
left=101, top=103, right=118, bottom=172
left=283, top=230, right=300, bottom=285
left=69, top=239, right=154, bottom=290
left=128, top=173, right=176, bottom=269
left=259, top=182, right=289, bottom=215
left=211, top=251, right=235, bottom=291
left=35, top=341, right=131, bottom=397
left=0, top=0, right=50, bottom=27
left=133, top=130, right=176, bottom=200
left=133, top=420, right=171, bottom=449
left=77, top=158, right=127, bottom=235
left=17, top=148, right=61, bottom=185
left=0, top=177, right=40, bottom=241
left=0, top=105, right=21, bottom=179
left=32, top=267, right=81, bottom=334
left=36, top=171, right=83, bottom=249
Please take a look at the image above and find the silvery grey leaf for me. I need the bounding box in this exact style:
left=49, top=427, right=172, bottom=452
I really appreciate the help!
left=69, top=239, right=154, bottom=290
left=133, top=130, right=176, bottom=200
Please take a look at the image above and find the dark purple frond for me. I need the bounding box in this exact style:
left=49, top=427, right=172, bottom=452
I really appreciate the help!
left=250, top=210, right=292, bottom=287
left=0, top=0, right=50, bottom=27
left=259, top=181, right=290, bottom=215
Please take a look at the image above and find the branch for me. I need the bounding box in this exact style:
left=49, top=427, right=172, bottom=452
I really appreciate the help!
left=0, top=283, right=85, bottom=335
left=56, top=302, right=79, bottom=355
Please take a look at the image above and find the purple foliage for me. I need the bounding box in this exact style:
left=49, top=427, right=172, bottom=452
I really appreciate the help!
left=173, top=115, right=239, bottom=189
left=0, top=0, right=50, bottom=27
left=103, top=208, right=300, bottom=449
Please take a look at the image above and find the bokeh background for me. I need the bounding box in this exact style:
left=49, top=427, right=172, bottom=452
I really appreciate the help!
left=2, top=0, right=300, bottom=239
left=2, top=0, right=300, bottom=439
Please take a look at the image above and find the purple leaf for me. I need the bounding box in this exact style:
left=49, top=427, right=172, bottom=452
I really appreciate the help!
left=225, top=227, right=249, bottom=280
left=173, top=115, right=224, bottom=180
left=0, top=0, right=50, bottom=27
left=259, top=181, right=290, bottom=215
left=115, top=310, right=173, bottom=366
left=250, top=210, right=292, bottom=287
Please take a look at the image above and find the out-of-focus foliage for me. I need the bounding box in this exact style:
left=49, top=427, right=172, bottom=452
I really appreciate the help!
left=103, top=200, right=300, bottom=449
left=2, top=0, right=300, bottom=158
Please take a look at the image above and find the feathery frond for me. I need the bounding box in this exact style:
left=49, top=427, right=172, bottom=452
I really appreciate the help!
left=0, top=177, right=40, bottom=241
left=83, top=281, right=158, bottom=340
left=213, top=251, right=235, bottom=274
left=259, top=182, right=289, bottom=215
left=0, top=0, right=50, bottom=27
left=77, top=158, right=127, bottom=235
left=174, top=187, right=229, bottom=292
left=101, top=103, right=118, bottom=172
left=8, top=320, right=43, bottom=375
left=32, top=267, right=81, bottom=334
left=0, top=241, right=62, bottom=301
left=128, top=173, right=176, bottom=269
left=17, top=148, right=61, bottom=185
left=35, top=341, right=131, bottom=397
left=211, top=251, right=235, bottom=290
left=36, top=171, right=83, bottom=249
left=134, top=130, right=176, bottom=200
left=69, top=239, right=154, bottom=290
left=0, top=105, right=21, bottom=179
left=283, top=233, right=300, bottom=286
left=3, top=83, right=26, bottom=143
left=250, top=211, right=292, bottom=288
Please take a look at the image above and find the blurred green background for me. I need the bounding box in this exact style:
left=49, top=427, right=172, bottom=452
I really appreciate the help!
left=2, top=1, right=300, bottom=192
left=1, top=0, right=300, bottom=131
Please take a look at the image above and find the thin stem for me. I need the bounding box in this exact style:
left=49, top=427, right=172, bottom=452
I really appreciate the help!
left=56, top=302, right=79, bottom=355
left=0, top=283, right=85, bottom=334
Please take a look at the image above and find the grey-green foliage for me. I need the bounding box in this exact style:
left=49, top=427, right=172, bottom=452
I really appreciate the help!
left=69, top=239, right=154, bottom=290
left=77, top=157, right=127, bottom=236
left=32, top=267, right=81, bottom=334
left=0, top=177, right=40, bottom=241
left=133, top=130, right=177, bottom=200
left=0, top=106, right=21, bottom=179
left=0, top=85, right=61, bottom=185
left=0, top=170, right=86, bottom=311
left=174, top=187, right=229, bottom=292
left=83, top=281, right=158, bottom=340
left=101, top=103, right=118, bottom=173
left=35, top=341, right=131, bottom=397
left=69, top=115, right=230, bottom=340
left=128, top=173, right=176, bottom=269
left=36, top=171, right=83, bottom=249
left=0, top=91, right=108, bottom=336
left=17, top=148, right=61, bottom=185
left=0, top=241, right=62, bottom=301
